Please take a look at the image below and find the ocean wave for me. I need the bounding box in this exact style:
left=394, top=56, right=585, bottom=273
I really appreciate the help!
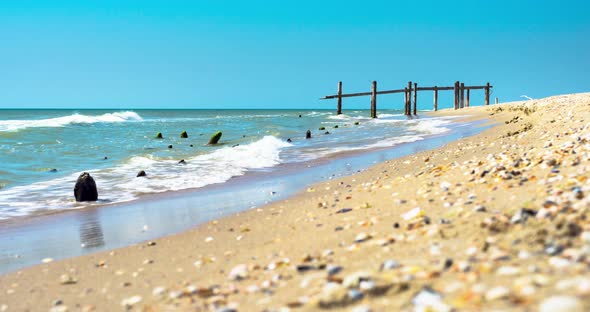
left=0, top=111, right=143, bottom=132
left=0, top=136, right=291, bottom=219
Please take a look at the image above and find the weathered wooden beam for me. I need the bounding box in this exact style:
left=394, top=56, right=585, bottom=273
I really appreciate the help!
left=413, top=82, right=417, bottom=115
left=377, top=88, right=406, bottom=95
left=460, top=82, right=465, bottom=109
left=433, top=86, right=438, bottom=111
left=416, top=86, right=454, bottom=91
left=485, top=82, right=490, bottom=105
left=370, top=81, right=377, bottom=118
left=466, top=88, right=470, bottom=107
left=322, top=91, right=372, bottom=99
left=465, top=85, right=494, bottom=90
left=336, top=81, right=342, bottom=115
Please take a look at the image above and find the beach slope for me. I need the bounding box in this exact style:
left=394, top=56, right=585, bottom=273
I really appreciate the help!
left=1, top=93, right=590, bottom=311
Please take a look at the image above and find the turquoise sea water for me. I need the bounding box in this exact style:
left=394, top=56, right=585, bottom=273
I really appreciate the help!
left=0, top=109, right=454, bottom=219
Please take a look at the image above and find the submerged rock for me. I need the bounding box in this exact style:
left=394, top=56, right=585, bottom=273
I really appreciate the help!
left=178, top=159, right=186, bottom=164
left=180, top=131, right=188, bottom=138
left=319, top=127, right=326, bottom=130
left=74, top=172, right=98, bottom=202
left=155, top=132, right=163, bottom=139
left=137, top=170, right=147, bottom=177
left=208, top=131, right=223, bottom=145
left=168, top=145, right=173, bottom=149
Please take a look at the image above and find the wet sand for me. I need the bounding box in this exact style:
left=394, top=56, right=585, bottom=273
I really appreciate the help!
left=1, top=93, right=590, bottom=311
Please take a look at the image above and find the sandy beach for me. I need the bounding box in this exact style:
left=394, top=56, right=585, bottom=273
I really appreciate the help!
left=1, top=93, right=590, bottom=311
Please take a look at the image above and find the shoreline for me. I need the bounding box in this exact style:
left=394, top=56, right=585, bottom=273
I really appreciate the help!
left=0, top=114, right=489, bottom=275
left=2, top=93, right=590, bottom=311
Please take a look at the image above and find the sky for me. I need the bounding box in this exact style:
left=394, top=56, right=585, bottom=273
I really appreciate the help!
left=0, top=0, right=589, bottom=110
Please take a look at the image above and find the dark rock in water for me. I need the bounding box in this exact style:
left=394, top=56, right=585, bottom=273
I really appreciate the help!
left=48, top=168, right=58, bottom=173
left=334, top=125, right=339, bottom=128
left=189, top=144, right=194, bottom=147
left=137, top=170, right=147, bottom=177
left=325, top=131, right=330, bottom=135
left=242, top=135, right=246, bottom=138
left=354, top=122, right=360, bottom=125
left=180, top=131, right=188, bottom=138
left=103, top=156, right=108, bottom=160
left=74, top=172, right=98, bottom=202
left=298, top=114, right=302, bottom=118
left=178, top=159, right=186, bottom=164
left=319, top=126, right=326, bottom=130
left=208, top=131, right=222, bottom=145
left=168, top=145, right=173, bottom=149
left=287, top=138, right=292, bottom=143
left=232, top=144, right=240, bottom=148
left=156, top=132, right=163, bottom=139
left=306, top=130, right=312, bottom=139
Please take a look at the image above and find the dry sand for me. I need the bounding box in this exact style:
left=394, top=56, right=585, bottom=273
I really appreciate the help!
left=1, top=93, right=590, bottom=312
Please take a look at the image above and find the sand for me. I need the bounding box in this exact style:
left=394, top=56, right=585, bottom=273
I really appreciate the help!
left=1, top=93, right=590, bottom=312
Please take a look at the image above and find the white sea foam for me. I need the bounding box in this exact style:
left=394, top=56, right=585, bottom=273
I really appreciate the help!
left=0, top=111, right=143, bottom=132
left=0, top=136, right=291, bottom=219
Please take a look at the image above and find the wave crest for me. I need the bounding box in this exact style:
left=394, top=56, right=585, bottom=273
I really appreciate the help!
left=0, top=111, right=143, bottom=132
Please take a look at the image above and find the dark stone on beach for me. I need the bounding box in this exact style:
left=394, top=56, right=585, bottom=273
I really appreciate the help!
left=296, top=264, right=316, bottom=273
left=287, top=138, right=292, bottom=143
left=306, top=130, right=312, bottom=139
left=180, top=131, right=188, bottom=138
left=178, top=159, right=186, bottom=164
left=354, top=122, right=360, bottom=125
left=336, top=208, right=352, bottom=214
left=137, top=170, right=147, bottom=177
left=74, top=172, right=98, bottom=202
left=319, top=127, right=326, bottom=130
left=208, top=131, right=223, bottom=145
left=156, top=132, right=163, bottom=139
left=48, top=168, right=58, bottom=173
left=334, top=125, right=339, bottom=128
left=168, top=145, right=173, bottom=149
left=510, top=208, right=537, bottom=224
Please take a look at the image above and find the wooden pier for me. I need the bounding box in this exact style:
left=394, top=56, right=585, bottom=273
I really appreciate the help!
left=321, top=81, right=494, bottom=117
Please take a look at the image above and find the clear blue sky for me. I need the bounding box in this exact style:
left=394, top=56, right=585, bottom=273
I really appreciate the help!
left=1, top=0, right=589, bottom=109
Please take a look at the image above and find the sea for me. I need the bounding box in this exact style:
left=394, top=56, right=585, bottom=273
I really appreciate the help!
left=0, top=109, right=454, bottom=220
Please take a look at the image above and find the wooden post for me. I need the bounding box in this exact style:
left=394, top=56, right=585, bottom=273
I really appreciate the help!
left=433, top=86, right=438, bottom=111
left=466, top=89, right=470, bottom=107
left=336, top=81, right=343, bottom=115
left=370, top=81, right=377, bottom=118
left=405, top=88, right=409, bottom=115
left=454, top=81, right=459, bottom=110
left=462, top=83, right=467, bottom=108
left=406, top=81, right=412, bottom=116
left=413, top=82, right=417, bottom=115
left=485, top=82, right=490, bottom=105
